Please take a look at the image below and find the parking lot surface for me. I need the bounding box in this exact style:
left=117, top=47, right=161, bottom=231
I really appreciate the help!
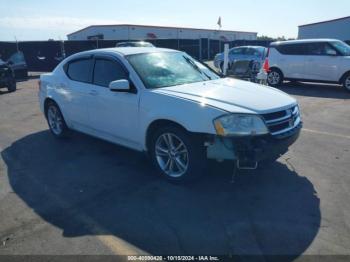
left=0, top=77, right=350, bottom=259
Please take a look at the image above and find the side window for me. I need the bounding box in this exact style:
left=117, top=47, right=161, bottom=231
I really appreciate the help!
left=93, top=59, right=128, bottom=87
left=67, top=58, right=93, bottom=83
left=276, top=44, right=306, bottom=55
left=229, top=48, right=245, bottom=55
left=305, top=43, right=337, bottom=56
left=246, top=48, right=260, bottom=56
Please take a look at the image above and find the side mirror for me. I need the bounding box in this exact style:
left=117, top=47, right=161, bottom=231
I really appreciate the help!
left=109, top=79, right=130, bottom=92
left=7, top=60, right=14, bottom=65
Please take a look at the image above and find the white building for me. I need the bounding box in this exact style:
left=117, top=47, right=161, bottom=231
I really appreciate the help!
left=67, top=24, right=257, bottom=41
left=298, top=16, right=350, bottom=41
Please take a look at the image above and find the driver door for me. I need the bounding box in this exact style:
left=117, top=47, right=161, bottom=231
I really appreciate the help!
left=88, top=56, right=140, bottom=148
left=303, top=42, right=341, bottom=81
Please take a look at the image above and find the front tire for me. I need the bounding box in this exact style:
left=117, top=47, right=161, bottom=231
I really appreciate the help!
left=46, top=101, right=69, bottom=138
left=267, top=68, right=284, bottom=87
left=342, top=73, right=350, bottom=92
left=150, top=125, right=207, bottom=182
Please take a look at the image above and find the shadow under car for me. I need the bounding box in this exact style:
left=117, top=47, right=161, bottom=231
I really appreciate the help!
left=1, top=130, right=321, bottom=257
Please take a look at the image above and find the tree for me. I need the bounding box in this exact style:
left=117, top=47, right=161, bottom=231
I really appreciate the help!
left=257, top=35, right=295, bottom=41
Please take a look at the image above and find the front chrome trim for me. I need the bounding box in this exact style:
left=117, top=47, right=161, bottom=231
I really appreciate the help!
left=270, top=116, right=301, bottom=136
left=265, top=113, right=292, bottom=124
left=262, top=105, right=301, bottom=136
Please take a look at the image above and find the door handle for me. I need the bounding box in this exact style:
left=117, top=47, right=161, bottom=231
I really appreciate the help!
left=89, top=90, right=98, bottom=96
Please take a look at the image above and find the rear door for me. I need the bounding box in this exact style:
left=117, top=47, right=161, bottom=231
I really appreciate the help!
left=61, top=57, right=94, bottom=129
left=303, top=42, right=341, bottom=81
left=274, top=44, right=307, bottom=79
left=88, top=55, right=140, bottom=148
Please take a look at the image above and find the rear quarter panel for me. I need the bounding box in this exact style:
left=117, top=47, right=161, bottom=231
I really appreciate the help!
left=39, top=69, right=70, bottom=123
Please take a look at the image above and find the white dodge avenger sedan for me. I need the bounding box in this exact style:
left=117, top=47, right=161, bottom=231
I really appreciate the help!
left=39, top=47, right=302, bottom=182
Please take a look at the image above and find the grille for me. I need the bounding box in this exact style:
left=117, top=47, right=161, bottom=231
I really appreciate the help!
left=262, top=106, right=301, bottom=135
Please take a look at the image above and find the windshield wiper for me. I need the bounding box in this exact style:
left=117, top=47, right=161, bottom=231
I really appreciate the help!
left=183, top=56, right=212, bottom=80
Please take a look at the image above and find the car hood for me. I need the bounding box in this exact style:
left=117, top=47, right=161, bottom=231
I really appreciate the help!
left=153, top=78, right=296, bottom=114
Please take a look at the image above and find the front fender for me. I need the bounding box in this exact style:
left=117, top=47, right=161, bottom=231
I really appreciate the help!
left=139, top=91, right=226, bottom=150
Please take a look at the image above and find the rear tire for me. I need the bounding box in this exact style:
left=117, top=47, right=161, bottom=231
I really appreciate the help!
left=7, top=80, right=16, bottom=92
left=342, top=73, right=350, bottom=92
left=45, top=101, right=69, bottom=138
left=149, top=125, right=207, bottom=183
left=267, top=68, right=284, bottom=87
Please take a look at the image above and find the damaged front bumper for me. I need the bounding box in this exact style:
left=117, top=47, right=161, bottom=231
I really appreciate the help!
left=206, top=121, right=302, bottom=164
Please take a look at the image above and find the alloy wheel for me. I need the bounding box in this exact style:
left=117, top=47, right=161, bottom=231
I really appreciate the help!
left=47, top=105, right=64, bottom=135
left=345, top=76, right=350, bottom=91
left=155, top=133, right=189, bottom=178
left=268, top=71, right=281, bottom=85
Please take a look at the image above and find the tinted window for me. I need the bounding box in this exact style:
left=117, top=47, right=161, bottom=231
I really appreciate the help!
left=67, top=59, right=92, bottom=82
left=93, top=59, right=128, bottom=87
left=246, top=48, right=262, bottom=56
left=276, top=44, right=307, bottom=55
left=116, top=43, right=129, bottom=47
left=331, top=41, right=350, bottom=56
left=304, top=42, right=337, bottom=56
left=229, top=48, right=246, bottom=55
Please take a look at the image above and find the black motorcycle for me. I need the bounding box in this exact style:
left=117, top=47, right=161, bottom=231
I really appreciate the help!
left=0, top=61, right=16, bottom=92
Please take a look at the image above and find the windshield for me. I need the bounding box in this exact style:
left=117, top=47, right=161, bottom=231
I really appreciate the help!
left=330, top=41, right=350, bottom=56
left=127, top=52, right=220, bottom=89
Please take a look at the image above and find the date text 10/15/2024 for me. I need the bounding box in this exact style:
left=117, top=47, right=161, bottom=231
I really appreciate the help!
left=128, top=256, right=220, bottom=261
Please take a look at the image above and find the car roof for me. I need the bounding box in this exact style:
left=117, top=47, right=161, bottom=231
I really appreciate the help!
left=69, top=47, right=178, bottom=58
left=271, top=39, right=340, bottom=46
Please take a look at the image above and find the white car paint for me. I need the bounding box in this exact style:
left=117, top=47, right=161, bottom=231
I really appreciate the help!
left=39, top=47, right=298, bottom=153
left=268, top=39, right=350, bottom=83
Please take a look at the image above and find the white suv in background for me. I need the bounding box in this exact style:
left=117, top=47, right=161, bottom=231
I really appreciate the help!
left=266, top=39, right=350, bottom=92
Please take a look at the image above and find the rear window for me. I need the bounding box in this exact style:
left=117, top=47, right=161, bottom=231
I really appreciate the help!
left=67, top=58, right=92, bottom=83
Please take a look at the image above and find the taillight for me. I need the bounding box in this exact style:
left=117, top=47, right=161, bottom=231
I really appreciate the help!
left=263, top=59, right=270, bottom=73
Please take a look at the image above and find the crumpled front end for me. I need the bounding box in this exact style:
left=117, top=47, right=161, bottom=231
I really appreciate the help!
left=206, top=105, right=302, bottom=168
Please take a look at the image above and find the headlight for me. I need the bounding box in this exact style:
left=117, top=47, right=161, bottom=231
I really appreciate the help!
left=214, top=114, right=269, bottom=136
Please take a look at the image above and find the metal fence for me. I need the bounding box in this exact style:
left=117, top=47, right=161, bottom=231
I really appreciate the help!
left=0, top=39, right=272, bottom=72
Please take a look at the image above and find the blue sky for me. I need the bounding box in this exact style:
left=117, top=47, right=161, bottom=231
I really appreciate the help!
left=1, top=0, right=349, bottom=41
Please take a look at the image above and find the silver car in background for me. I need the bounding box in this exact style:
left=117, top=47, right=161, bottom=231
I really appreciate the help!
left=214, top=46, right=267, bottom=73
